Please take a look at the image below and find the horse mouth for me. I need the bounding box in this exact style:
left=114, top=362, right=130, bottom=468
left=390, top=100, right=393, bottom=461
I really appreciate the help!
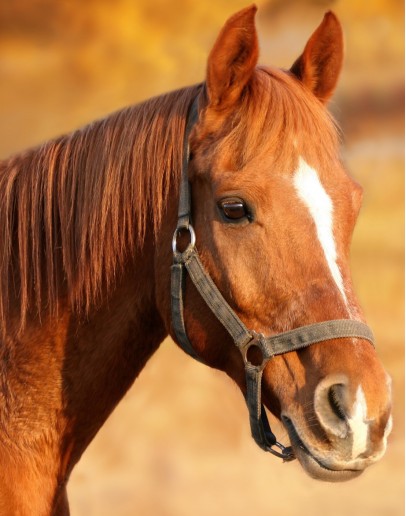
left=281, top=416, right=363, bottom=482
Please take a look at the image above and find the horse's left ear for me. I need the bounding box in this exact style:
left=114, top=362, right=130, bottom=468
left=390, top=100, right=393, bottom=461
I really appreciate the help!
left=290, top=11, right=344, bottom=103
left=205, top=5, right=259, bottom=111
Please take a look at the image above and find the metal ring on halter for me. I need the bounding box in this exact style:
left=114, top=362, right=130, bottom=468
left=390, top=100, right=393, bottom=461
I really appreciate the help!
left=241, top=331, right=271, bottom=371
left=172, top=224, right=196, bottom=257
left=268, top=442, right=295, bottom=461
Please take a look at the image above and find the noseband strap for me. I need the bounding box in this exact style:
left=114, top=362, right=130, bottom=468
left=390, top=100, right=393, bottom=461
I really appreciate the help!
left=170, top=97, right=374, bottom=461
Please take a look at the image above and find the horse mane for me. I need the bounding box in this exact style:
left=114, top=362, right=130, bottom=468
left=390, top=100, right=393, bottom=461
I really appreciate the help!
left=0, top=84, right=201, bottom=334
left=0, top=66, right=339, bottom=337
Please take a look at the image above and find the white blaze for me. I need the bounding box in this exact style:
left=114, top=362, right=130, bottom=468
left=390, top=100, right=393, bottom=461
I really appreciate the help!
left=348, top=386, right=369, bottom=458
left=293, top=157, right=348, bottom=308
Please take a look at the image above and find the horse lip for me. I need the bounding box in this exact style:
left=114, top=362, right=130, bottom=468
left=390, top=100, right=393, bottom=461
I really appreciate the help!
left=281, top=416, right=326, bottom=466
left=281, top=415, right=362, bottom=477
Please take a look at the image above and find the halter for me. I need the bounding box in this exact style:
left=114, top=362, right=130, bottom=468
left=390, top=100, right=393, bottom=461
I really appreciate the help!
left=170, top=97, right=374, bottom=461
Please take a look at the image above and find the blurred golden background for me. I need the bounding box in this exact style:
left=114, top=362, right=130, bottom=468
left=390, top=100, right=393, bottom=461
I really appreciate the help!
left=0, top=1, right=404, bottom=515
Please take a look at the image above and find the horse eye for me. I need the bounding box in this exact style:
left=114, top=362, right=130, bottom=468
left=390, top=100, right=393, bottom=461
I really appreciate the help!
left=219, top=198, right=248, bottom=221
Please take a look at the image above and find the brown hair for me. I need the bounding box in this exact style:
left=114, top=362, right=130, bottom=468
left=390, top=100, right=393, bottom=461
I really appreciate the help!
left=216, top=67, right=340, bottom=171
left=0, top=66, right=339, bottom=336
left=0, top=84, right=201, bottom=333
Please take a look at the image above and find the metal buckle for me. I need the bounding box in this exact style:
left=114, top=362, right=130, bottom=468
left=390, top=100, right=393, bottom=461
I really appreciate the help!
left=268, top=442, right=295, bottom=462
left=242, top=331, right=270, bottom=372
left=172, top=224, right=196, bottom=259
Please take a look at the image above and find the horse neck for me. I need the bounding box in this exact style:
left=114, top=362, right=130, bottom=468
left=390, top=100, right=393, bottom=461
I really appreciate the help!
left=0, top=91, right=193, bottom=505
left=0, top=238, right=167, bottom=509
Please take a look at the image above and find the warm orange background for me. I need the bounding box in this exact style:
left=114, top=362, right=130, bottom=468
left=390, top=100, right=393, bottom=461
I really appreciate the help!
left=0, top=1, right=404, bottom=515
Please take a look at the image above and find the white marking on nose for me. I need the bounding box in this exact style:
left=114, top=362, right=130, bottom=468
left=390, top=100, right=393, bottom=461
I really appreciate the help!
left=348, top=386, right=369, bottom=458
left=293, top=157, right=348, bottom=309
left=384, top=415, right=393, bottom=440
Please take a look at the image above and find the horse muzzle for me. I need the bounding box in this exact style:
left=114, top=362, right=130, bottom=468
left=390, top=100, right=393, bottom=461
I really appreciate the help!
left=281, top=373, right=393, bottom=482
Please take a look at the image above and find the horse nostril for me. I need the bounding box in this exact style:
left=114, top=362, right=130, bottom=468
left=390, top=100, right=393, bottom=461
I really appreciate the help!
left=314, top=376, right=349, bottom=439
left=328, top=384, right=347, bottom=421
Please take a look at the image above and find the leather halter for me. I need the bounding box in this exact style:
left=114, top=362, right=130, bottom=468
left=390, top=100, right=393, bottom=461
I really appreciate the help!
left=170, top=97, right=374, bottom=461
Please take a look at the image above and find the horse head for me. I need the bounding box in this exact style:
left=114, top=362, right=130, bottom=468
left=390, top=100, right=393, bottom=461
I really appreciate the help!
left=161, top=6, right=392, bottom=481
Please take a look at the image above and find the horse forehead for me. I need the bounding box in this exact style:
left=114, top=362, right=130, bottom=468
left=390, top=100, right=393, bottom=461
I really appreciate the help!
left=220, top=153, right=336, bottom=190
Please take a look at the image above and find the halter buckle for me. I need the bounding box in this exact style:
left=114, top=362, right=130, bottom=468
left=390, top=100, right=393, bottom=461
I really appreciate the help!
left=242, top=331, right=271, bottom=372
left=172, top=224, right=196, bottom=260
left=268, top=442, right=295, bottom=462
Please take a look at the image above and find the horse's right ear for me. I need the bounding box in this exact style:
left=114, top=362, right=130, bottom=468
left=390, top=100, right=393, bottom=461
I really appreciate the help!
left=205, top=5, right=259, bottom=111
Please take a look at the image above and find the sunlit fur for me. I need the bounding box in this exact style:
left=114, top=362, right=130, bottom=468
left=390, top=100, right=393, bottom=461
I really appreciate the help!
left=0, top=6, right=391, bottom=514
left=0, top=85, right=200, bottom=336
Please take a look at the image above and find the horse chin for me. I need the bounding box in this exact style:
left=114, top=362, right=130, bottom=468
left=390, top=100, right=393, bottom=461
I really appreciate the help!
left=282, top=416, right=364, bottom=483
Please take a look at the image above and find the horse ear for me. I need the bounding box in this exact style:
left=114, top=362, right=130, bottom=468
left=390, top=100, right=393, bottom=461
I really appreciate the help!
left=206, top=5, right=259, bottom=110
left=290, top=11, right=344, bottom=103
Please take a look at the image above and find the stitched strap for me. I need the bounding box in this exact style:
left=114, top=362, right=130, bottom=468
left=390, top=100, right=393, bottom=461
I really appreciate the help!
left=171, top=262, right=205, bottom=364
left=171, top=97, right=206, bottom=365
left=177, top=97, right=199, bottom=229
left=176, top=248, right=374, bottom=357
left=263, top=319, right=374, bottom=355
left=245, top=366, right=276, bottom=448
left=184, top=251, right=252, bottom=349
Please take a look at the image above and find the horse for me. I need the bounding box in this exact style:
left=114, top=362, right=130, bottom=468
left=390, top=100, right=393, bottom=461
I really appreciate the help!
left=0, top=5, right=392, bottom=515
